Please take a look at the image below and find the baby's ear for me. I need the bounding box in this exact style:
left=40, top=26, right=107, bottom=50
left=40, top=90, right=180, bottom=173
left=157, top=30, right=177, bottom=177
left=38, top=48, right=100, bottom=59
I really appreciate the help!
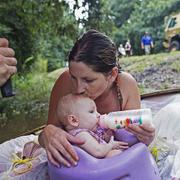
left=67, top=114, right=79, bottom=127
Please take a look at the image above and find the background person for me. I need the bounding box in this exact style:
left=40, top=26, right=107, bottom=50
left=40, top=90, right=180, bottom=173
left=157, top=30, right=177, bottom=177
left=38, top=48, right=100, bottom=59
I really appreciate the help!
left=118, top=44, right=126, bottom=58
left=124, top=40, right=132, bottom=56
left=38, top=29, right=155, bottom=167
left=0, top=38, right=17, bottom=87
left=141, top=31, right=154, bottom=55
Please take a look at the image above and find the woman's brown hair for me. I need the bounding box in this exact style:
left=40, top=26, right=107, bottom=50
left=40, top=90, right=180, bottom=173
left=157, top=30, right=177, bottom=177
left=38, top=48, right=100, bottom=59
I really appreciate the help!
left=68, top=29, right=119, bottom=74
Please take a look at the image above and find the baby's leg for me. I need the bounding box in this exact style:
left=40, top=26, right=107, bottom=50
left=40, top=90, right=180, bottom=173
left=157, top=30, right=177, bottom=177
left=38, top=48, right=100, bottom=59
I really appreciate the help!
left=106, top=149, right=122, bottom=158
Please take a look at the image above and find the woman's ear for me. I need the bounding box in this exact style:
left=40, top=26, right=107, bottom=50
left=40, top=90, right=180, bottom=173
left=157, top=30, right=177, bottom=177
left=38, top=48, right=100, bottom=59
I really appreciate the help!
left=67, top=114, right=79, bottom=127
left=107, top=67, right=118, bottom=82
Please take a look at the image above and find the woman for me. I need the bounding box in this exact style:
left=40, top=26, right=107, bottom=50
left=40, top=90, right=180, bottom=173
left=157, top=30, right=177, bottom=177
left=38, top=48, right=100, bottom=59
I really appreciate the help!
left=38, top=29, right=155, bottom=167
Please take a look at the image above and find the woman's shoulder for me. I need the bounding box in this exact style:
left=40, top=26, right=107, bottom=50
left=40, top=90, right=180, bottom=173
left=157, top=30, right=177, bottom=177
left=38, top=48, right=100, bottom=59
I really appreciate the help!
left=55, top=69, right=70, bottom=84
left=53, top=69, right=72, bottom=96
left=116, top=71, right=140, bottom=110
left=117, top=71, right=137, bottom=86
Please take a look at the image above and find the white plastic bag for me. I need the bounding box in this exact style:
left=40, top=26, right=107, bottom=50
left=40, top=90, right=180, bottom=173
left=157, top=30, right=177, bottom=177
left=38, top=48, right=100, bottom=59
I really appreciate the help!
left=151, top=102, right=180, bottom=179
left=153, top=102, right=180, bottom=141
left=0, top=135, right=48, bottom=180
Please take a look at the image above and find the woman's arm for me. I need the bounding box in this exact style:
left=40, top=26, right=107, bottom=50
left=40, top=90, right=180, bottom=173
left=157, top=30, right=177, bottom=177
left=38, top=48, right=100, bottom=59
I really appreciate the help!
left=118, top=72, right=155, bottom=145
left=126, top=123, right=155, bottom=145
left=117, top=72, right=141, bottom=110
left=38, top=70, right=84, bottom=167
left=47, top=70, right=71, bottom=125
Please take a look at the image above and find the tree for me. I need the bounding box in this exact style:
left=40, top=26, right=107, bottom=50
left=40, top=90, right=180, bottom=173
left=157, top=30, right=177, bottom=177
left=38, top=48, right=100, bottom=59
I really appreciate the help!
left=0, top=0, right=79, bottom=72
left=110, top=0, right=180, bottom=54
left=72, top=0, right=115, bottom=35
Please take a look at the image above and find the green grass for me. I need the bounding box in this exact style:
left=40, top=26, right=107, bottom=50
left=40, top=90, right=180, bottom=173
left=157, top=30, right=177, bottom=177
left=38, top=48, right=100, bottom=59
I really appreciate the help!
left=119, top=52, right=180, bottom=73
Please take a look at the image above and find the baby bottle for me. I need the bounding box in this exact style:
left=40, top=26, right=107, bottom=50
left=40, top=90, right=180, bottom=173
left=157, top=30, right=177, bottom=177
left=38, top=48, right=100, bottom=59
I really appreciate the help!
left=99, top=108, right=153, bottom=130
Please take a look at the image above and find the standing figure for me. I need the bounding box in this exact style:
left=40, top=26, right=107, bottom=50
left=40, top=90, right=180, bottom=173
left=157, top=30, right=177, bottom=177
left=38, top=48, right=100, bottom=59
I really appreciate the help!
left=125, top=40, right=132, bottom=56
left=141, top=32, right=154, bottom=55
left=118, top=44, right=126, bottom=58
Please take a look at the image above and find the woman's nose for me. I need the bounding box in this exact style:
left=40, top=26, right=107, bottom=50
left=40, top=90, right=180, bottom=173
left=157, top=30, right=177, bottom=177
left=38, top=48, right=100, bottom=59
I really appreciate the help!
left=75, top=81, right=86, bottom=94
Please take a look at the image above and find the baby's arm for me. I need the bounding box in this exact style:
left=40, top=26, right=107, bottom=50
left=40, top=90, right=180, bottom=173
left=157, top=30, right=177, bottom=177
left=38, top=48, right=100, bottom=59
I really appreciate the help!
left=106, top=149, right=123, bottom=158
left=76, top=132, right=128, bottom=158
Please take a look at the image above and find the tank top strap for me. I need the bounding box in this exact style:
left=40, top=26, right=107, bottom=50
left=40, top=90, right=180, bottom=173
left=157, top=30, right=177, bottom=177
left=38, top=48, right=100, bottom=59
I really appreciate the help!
left=115, top=76, right=123, bottom=111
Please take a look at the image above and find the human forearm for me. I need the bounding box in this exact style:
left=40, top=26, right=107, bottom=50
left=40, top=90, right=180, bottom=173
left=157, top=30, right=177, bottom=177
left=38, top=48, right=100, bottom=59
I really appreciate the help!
left=77, top=132, right=113, bottom=158
left=38, top=124, right=53, bottom=148
left=151, top=42, right=154, bottom=48
left=126, top=123, right=155, bottom=145
left=141, top=43, right=144, bottom=49
left=39, top=124, right=84, bottom=167
left=38, top=129, right=45, bottom=148
left=89, top=142, right=114, bottom=158
left=81, top=139, right=128, bottom=158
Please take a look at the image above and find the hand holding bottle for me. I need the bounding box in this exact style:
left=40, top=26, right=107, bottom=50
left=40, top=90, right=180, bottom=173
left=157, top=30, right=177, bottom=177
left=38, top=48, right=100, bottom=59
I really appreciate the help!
left=99, top=109, right=153, bottom=130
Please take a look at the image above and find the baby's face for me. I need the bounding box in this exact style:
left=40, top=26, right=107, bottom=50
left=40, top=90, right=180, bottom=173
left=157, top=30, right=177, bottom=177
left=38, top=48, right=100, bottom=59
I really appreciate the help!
left=75, top=97, right=100, bottom=131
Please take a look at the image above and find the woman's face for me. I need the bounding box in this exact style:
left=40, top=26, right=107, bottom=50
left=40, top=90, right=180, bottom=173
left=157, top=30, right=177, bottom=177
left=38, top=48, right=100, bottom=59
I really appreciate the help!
left=69, top=61, right=111, bottom=100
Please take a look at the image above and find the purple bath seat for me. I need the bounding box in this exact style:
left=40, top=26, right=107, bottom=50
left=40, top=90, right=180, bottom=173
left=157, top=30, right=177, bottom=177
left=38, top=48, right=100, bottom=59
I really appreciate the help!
left=48, top=129, right=160, bottom=180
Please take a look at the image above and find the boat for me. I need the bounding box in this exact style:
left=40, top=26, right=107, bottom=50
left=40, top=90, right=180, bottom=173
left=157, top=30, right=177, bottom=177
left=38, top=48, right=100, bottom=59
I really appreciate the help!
left=1, top=88, right=180, bottom=180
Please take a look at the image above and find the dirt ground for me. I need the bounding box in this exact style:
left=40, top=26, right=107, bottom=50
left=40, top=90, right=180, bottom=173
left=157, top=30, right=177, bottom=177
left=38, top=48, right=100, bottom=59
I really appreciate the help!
left=131, top=54, right=180, bottom=93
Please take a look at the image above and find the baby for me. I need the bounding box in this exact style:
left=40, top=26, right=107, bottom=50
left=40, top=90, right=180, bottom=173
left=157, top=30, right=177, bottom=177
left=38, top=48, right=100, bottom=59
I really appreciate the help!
left=56, top=94, right=129, bottom=158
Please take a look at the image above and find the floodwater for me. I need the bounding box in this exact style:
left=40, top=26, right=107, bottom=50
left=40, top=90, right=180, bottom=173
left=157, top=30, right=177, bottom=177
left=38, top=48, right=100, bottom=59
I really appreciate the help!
left=0, top=110, right=47, bottom=143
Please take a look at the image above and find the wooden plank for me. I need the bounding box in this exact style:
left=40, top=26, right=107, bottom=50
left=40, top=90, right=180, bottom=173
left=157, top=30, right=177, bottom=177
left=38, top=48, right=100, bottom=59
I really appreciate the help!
left=20, top=125, right=45, bottom=136
left=141, top=88, right=180, bottom=99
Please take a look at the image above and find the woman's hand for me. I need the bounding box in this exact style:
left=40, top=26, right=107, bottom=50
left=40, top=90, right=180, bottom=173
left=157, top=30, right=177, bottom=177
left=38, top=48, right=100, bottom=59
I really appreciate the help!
left=39, top=124, right=84, bottom=167
left=126, top=123, right=155, bottom=145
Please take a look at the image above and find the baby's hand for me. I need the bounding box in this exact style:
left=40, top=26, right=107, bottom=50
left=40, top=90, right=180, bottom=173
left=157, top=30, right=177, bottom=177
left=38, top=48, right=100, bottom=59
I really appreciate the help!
left=109, top=136, right=129, bottom=150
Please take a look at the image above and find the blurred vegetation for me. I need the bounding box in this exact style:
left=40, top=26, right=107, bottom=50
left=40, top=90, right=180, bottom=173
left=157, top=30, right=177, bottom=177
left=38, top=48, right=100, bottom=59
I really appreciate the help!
left=0, top=0, right=79, bottom=72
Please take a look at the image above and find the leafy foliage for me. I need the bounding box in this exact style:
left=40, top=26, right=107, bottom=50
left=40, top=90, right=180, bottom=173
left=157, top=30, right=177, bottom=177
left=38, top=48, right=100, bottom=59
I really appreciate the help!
left=110, top=0, right=180, bottom=54
left=72, top=0, right=115, bottom=35
left=0, top=0, right=79, bottom=72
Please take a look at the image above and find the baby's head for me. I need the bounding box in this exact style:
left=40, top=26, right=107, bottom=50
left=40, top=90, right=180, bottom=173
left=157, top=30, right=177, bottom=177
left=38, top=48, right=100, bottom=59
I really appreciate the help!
left=57, top=94, right=100, bottom=132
